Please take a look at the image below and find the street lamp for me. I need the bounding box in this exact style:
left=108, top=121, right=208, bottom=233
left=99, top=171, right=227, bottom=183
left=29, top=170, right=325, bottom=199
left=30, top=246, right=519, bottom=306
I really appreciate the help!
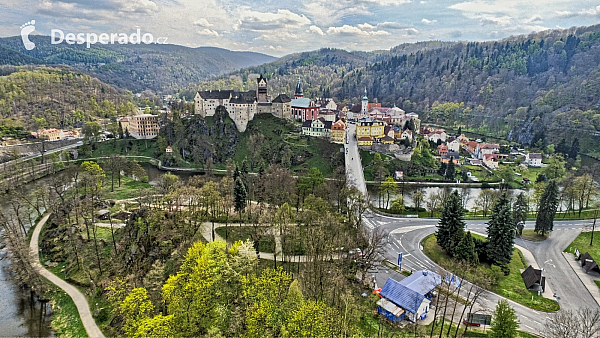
left=538, top=259, right=555, bottom=295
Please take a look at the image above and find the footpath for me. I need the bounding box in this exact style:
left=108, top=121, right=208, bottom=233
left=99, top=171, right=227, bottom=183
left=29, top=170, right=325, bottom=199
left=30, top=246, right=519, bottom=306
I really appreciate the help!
left=29, top=214, right=105, bottom=338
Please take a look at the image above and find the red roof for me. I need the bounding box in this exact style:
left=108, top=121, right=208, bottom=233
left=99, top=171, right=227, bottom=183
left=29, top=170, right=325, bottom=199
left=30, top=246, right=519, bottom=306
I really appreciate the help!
left=358, top=137, right=373, bottom=141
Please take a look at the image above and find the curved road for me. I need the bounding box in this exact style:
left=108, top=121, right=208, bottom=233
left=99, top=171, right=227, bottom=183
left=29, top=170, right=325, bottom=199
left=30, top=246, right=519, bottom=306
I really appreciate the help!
left=29, top=214, right=105, bottom=338
left=343, top=126, right=600, bottom=335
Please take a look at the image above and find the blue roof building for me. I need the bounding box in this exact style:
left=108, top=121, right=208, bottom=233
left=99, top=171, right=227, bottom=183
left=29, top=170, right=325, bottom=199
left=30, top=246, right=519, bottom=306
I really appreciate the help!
left=377, top=270, right=441, bottom=323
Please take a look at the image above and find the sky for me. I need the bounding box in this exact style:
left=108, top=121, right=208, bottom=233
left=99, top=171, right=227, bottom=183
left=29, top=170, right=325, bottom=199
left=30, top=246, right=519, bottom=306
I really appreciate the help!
left=1, top=0, right=600, bottom=56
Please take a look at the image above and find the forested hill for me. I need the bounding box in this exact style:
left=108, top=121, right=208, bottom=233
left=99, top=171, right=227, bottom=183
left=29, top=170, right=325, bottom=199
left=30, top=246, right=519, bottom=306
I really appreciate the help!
left=0, top=66, right=135, bottom=131
left=195, top=24, right=600, bottom=155
left=0, top=36, right=277, bottom=93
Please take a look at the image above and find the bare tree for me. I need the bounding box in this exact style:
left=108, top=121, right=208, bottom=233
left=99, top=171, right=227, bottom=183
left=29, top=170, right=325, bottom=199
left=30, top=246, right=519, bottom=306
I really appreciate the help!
left=545, top=310, right=582, bottom=338
left=356, top=226, right=389, bottom=281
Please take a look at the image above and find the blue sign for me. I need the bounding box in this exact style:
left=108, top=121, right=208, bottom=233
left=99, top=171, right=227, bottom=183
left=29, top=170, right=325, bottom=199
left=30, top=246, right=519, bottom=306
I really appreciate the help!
left=398, top=252, right=403, bottom=267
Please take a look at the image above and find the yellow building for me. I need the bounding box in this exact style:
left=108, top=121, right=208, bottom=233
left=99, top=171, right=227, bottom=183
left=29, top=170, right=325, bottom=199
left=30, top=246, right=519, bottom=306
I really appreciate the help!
left=38, top=128, right=64, bottom=141
left=331, top=120, right=346, bottom=144
left=356, top=117, right=385, bottom=139
left=358, top=136, right=373, bottom=146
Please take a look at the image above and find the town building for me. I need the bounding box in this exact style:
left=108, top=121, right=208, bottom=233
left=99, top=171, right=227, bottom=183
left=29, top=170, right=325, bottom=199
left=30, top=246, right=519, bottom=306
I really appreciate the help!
left=427, top=130, right=447, bottom=143
left=301, top=118, right=332, bottom=138
left=441, top=152, right=460, bottom=165
left=331, top=120, right=346, bottom=144
left=437, top=144, right=449, bottom=156
left=358, top=136, right=374, bottom=146
left=377, top=270, right=441, bottom=323
left=129, top=114, right=159, bottom=139
left=38, top=128, right=64, bottom=141
left=271, top=94, right=292, bottom=119
left=525, top=153, right=543, bottom=167
left=401, top=129, right=413, bottom=143
left=117, top=117, right=130, bottom=132
left=447, top=138, right=461, bottom=153
left=357, top=117, right=386, bottom=140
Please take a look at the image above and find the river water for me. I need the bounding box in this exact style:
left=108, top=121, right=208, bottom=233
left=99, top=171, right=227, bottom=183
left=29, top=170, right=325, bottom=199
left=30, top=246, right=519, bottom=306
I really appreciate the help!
left=0, top=177, right=55, bottom=337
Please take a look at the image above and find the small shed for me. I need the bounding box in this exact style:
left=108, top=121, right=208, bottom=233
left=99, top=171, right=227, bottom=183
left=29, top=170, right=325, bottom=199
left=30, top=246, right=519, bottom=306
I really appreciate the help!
left=521, top=265, right=545, bottom=292
left=578, top=252, right=600, bottom=273
left=96, top=209, right=110, bottom=220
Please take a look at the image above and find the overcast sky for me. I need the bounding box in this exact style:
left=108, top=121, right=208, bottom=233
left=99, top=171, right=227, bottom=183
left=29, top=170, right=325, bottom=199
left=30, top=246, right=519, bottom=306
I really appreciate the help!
left=1, top=0, right=600, bottom=56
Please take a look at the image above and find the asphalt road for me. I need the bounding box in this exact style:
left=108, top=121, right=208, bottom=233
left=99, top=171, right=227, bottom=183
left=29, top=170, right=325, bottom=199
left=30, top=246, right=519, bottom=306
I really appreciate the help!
left=343, top=129, right=599, bottom=335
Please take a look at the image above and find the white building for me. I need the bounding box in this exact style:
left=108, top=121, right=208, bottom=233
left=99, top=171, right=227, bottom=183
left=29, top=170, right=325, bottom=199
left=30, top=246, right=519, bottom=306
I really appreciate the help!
left=525, top=153, right=543, bottom=167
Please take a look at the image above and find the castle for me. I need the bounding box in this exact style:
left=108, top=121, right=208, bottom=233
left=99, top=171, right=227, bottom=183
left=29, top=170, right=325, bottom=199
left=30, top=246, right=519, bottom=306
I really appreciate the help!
left=194, top=75, right=292, bottom=132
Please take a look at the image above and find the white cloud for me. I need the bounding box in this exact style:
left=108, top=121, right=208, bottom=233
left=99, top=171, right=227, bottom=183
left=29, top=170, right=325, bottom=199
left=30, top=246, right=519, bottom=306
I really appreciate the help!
left=194, top=18, right=212, bottom=28
left=421, top=18, right=437, bottom=24
left=308, top=25, right=324, bottom=35
left=197, top=28, right=219, bottom=37
left=326, top=24, right=390, bottom=36
left=524, top=15, right=543, bottom=23
left=405, top=28, right=419, bottom=35
left=302, top=0, right=410, bottom=26
left=580, top=5, right=600, bottom=16
left=236, top=9, right=311, bottom=31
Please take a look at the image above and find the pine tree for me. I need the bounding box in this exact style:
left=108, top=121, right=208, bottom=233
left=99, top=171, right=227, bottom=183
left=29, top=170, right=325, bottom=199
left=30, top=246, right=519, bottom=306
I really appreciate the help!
left=487, top=193, right=514, bottom=266
left=569, top=137, right=580, bottom=159
left=436, top=191, right=465, bottom=255
left=513, top=193, right=528, bottom=236
left=489, top=300, right=519, bottom=338
left=234, top=177, right=247, bottom=216
left=446, top=158, right=456, bottom=181
left=535, top=179, right=559, bottom=236
left=454, top=231, right=478, bottom=264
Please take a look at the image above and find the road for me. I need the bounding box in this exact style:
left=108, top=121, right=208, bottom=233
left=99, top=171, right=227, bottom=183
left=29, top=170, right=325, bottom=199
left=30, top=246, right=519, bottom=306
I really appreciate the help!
left=345, top=123, right=367, bottom=195
left=343, top=126, right=599, bottom=335
left=29, top=214, right=105, bottom=338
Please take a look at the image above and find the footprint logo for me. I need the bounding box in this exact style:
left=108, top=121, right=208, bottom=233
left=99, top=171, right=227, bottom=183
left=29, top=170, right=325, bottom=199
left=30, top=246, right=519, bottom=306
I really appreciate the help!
left=20, top=20, right=36, bottom=51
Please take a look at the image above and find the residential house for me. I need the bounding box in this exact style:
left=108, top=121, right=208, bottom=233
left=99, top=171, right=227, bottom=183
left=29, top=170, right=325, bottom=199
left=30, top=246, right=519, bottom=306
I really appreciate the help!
left=394, top=171, right=404, bottom=180
left=377, top=270, right=441, bottom=323
left=466, top=141, right=479, bottom=155
left=525, top=153, right=543, bottom=167
left=129, top=114, right=160, bottom=140
left=117, top=117, right=130, bottom=132
left=358, top=136, right=373, bottom=146
left=331, top=120, right=346, bottom=144
left=401, top=129, right=413, bottom=143
left=38, top=128, right=64, bottom=141
left=165, top=146, right=173, bottom=156
left=441, top=152, right=460, bottom=165
left=427, top=130, right=447, bottom=143
left=301, top=118, right=332, bottom=138
left=437, top=144, right=449, bottom=156
left=475, top=143, right=500, bottom=160
left=447, top=138, right=461, bottom=153
left=483, top=153, right=508, bottom=169
left=318, top=109, right=337, bottom=122
left=384, top=125, right=395, bottom=139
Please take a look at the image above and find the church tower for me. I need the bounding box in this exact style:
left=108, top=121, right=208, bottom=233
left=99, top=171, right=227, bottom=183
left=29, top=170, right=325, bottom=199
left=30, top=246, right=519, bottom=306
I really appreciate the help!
left=294, top=77, right=303, bottom=98
left=256, top=74, right=268, bottom=103
left=361, top=87, right=369, bottom=117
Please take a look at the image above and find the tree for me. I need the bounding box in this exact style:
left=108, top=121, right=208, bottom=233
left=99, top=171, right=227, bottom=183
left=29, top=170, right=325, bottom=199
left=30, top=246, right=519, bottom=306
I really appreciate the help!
left=487, top=193, right=515, bottom=266
left=446, top=158, right=456, bottom=181
left=436, top=191, right=465, bottom=255
left=454, top=231, right=478, bottom=264
left=536, top=179, right=559, bottom=235
left=82, top=121, right=102, bottom=145
left=496, top=166, right=515, bottom=189
left=413, top=189, right=424, bottom=211
left=569, top=137, right=580, bottom=159
left=234, top=176, right=247, bottom=219
left=543, top=154, right=566, bottom=180
left=475, top=189, right=497, bottom=217
left=489, top=300, right=519, bottom=338
left=379, top=176, right=398, bottom=209
left=513, top=192, right=528, bottom=236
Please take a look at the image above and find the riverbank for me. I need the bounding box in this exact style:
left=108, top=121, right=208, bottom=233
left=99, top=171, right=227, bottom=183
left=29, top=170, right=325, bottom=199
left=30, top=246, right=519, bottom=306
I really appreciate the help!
left=30, top=214, right=104, bottom=338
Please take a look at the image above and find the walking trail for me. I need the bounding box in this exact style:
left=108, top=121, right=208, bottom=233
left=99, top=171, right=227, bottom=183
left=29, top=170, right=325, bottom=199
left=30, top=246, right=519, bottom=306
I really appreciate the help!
left=29, top=214, right=105, bottom=338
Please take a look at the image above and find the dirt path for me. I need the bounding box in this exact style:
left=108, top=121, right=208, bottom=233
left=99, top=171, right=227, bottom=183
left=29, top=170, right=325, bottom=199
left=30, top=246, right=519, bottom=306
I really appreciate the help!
left=29, top=214, right=105, bottom=338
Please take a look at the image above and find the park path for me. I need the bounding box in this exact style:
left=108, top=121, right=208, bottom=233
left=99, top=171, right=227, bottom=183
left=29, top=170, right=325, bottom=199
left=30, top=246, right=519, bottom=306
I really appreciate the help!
left=30, top=214, right=105, bottom=338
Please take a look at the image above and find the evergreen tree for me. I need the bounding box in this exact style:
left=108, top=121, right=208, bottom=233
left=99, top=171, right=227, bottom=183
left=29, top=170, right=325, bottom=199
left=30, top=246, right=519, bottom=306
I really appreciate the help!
left=489, top=300, right=519, bottom=338
left=233, top=165, right=240, bottom=181
left=234, top=177, right=247, bottom=215
left=569, top=137, right=580, bottom=159
left=513, top=193, right=528, bottom=236
left=446, top=158, right=456, bottom=181
left=487, top=193, right=515, bottom=266
left=535, top=179, right=559, bottom=236
left=436, top=191, right=465, bottom=255
left=457, top=126, right=462, bottom=136
left=454, top=231, right=478, bottom=264
left=118, top=121, right=124, bottom=139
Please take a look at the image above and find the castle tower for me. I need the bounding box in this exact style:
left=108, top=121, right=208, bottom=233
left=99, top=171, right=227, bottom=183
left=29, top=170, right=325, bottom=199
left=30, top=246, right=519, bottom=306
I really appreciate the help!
left=256, top=74, right=268, bottom=103
left=294, top=77, right=303, bottom=98
left=361, top=87, right=369, bottom=117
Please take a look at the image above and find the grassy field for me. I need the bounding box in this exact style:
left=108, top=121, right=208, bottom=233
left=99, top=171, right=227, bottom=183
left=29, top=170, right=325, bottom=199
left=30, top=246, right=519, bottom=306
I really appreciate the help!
left=45, top=285, right=87, bottom=338
left=215, top=225, right=275, bottom=253
left=595, top=281, right=600, bottom=290
left=102, top=175, right=154, bottom=200
left=564, top=231, right=600, bottom=260
left=423, top=234, right=560, bottom=312
left=519, top=229, right=548, bottom=242
left=86, top=138, right=157, bottom=159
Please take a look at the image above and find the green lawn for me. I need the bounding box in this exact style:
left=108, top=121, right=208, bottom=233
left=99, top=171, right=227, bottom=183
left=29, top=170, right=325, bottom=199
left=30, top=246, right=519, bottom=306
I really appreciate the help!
left=595, top=281, right=600, bottom=290
left=564, top=231, right=600, bottom=260
left=86, top=138, right=157, bottom=159
left=45, top=285, right=87, bottom=338
left=215, top=225, right=275, bottom=253
left=423, top=234, right=560, bottom=312
left=519, top=229, right=548, bottom=242
left=102, top=175, right=154, bottom=200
